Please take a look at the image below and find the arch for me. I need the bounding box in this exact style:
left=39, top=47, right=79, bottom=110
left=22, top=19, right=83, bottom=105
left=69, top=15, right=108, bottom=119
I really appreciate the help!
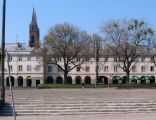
left=56, top=76, right=63, bottom=84
left=18, top=76, right=23, bottom=87
left=67, top=76, right=72, bottom=84
left=98, top=76, right=108, bottom=84
left=150, top=76, right=155, bottom=84
left=112, top=76, right=121, bottom=84
left=6, top=76, right=15, bottom=87
left=140, top=76, right=146, bottom=84
left=85, top=76, right=91, bottom=84
left=75, top=76, right=82, bottom=84
left=26, top=76, right=32, bottom=87
left=122, top=76, right=127, bottom=84
left=46, top=76, right=53, bottom=84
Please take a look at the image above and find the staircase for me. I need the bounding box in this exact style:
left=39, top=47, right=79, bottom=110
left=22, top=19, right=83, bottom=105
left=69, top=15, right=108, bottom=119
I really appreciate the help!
left=1, top=100, right=156, bottom=116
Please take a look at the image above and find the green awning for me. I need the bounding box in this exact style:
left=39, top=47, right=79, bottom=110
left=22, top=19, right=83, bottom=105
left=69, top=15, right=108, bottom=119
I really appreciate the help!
left=112, top=76, right=122, bottom=81
left=130, top=76, right=140, bottom=81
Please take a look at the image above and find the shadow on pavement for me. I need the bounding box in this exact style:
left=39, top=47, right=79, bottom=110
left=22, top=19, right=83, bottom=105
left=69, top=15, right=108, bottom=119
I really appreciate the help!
left=0, top=102, right=14, bottom=116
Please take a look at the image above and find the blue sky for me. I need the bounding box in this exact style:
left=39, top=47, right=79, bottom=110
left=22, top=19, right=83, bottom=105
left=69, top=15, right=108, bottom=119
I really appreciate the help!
left=0, top=0, right=156, bottom=43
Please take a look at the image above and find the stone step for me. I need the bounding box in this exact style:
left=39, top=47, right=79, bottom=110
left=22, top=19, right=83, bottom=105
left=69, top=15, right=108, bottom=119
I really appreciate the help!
left=2, top=100, right=156, bottom=116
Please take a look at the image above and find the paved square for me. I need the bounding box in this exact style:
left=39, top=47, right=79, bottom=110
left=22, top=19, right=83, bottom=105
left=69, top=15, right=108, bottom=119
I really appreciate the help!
left=1, top=88, right=156, bottom=119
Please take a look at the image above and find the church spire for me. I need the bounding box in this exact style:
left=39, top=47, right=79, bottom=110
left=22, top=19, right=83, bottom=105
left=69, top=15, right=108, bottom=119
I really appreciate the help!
left=29, top=7, right=40, bottom=49
left=31, top=7, right=37, bottom=25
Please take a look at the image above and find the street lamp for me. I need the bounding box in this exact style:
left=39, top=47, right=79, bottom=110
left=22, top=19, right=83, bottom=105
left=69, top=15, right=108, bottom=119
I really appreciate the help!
left=0, top=0, right=6, bottom=104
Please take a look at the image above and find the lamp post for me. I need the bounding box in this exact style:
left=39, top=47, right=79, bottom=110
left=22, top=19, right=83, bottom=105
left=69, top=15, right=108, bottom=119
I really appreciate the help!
left=0, top=0, right=6, bottom=104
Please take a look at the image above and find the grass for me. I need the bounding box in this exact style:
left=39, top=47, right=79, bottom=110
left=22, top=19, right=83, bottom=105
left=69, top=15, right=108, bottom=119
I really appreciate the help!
left=38, top=83, right=156, bottom=89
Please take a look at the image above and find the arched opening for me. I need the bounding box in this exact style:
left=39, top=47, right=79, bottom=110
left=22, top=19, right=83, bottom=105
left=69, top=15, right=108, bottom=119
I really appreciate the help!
left=67, top=76, right=72, bottom=84
left=98, top=76, right=108, bottom=84
left=46, top=76, right=53, bottom=84
left=36, top=80, right=40, bottom=86
left=18, top=76, right=23, bottom=87
left=122, top=76, right=127, bottom=84
left=97, top=76, right=103, bottom=84
left=75, top=76, right=82, bottom=84
left=6, top=76, right=15, bottom=87
left=112, top=76, right=121, bottom=84
left=130, top=76, right=139, bottom=84
left=150, top=76, right=155, bottom=84
left=56, top=76, right=63, bottom=84
left=140, top=76, right=146, bottom=84
left=85, top=76, right=91, bottom=84
left=26, top=76, right=32, bottom=87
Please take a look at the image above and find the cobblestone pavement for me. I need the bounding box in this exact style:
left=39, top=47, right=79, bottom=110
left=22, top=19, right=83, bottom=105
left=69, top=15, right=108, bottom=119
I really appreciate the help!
left=1, top=88, right=156, bottom=119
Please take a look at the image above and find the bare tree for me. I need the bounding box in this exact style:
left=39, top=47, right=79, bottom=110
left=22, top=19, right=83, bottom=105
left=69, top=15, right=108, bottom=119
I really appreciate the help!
left=101, top=19, right=153, bottom=83
left=44, top=23, right=91, bottom=84
left=92, top=34, right=103, bottom=84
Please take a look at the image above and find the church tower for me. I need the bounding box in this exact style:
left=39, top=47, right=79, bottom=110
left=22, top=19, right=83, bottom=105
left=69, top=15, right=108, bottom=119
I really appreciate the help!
left=29, top=8, right=40, bottom=49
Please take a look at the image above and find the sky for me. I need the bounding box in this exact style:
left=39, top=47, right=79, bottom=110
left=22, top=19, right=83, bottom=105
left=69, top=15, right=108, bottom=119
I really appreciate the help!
left=0, top=0, right=156, bottom=44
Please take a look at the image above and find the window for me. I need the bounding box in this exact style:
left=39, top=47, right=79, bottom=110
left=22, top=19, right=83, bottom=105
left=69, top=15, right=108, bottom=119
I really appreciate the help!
left=114, top=66, right=118, bottom=72
left=35, top=65, right=40, bottom=71
left=150, top=66, right=154, bottom=72
left=9, top=65, right=12, bottom=71
left=104, top=57, right=108, bottom=62
left=76, top=67, right=81, bottom=72
left=86, top=66, right=90, bottom=72
left=114, top=57, right=117, bottom=62
left=57, top=66, right=62, bottom=72
left=27, top=57, right=31, bottom=61
left=141, top=58, right=145, bottom=62
left=18, top=57, right=22, bottom=61
left=132, top=66, right=136, bottom=72
left=48, top=66, right=52, bottom=72
left=57, top=58, right=61, bottom=61
left=36, top=56, right=40, bottom=61
left=86, top=58, right=89, bottom=62
left=27, top=65, right=32, bottom=71
left=141, top=66, right=146, bottom=72
left=104, top=66, right=109, bottom=72
left=8, top=56, right=12, bottom=61
left=18, top=65, right=22, bottom=71
left=77, top=57, right=80, bottom=62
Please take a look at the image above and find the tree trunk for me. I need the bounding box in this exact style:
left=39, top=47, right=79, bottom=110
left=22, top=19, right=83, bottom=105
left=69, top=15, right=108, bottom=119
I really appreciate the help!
left=64, top=71, right=68, bottom=84
left=126, top=71, right=130, bottom=84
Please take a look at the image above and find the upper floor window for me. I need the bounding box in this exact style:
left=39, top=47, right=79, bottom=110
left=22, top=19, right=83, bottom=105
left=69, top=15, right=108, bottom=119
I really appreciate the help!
left=141, top=66, right=146, bottom=72
left=48, top=66, right=52, bottom=72
left=104, top=57, right=108, bottom=62
left=104, top=66, right=109, bottom=72
left=86, top=66, right=90, bottom=72
left=132, top=66, right=136, bottom=72
left=141, top=58, right=145, bottom=62
left=8, top=55, right=12, bottom=61
left=114, top=66, right=118, bottom=72
left=77, top=57, right=80, bottom=62
left=27, top=57, right=31, bottom=61
left=27, top=65, right=32, bottom=71
left=76, top=67, right=81, bottom=72
left=9, top=65, right=12, bottom=72
left=18, top=65, right=23, bottom=71
left=114, top=57, right=118, bottom=62
left=36, top=56, right=40, bottom=61
left=150, top=66, right=154, bottom=72
left=86, top=58, right=89, bottom=62
left=57, top=66, right=62, bottom=72
left=57, top=58, right=61, bottom=61
left=18, top=57, right=22, bottom=61
left=35, top=65, right=40, bottom=71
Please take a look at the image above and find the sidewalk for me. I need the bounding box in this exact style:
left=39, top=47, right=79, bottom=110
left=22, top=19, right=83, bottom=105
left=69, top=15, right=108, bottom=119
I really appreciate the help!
left=1, top=113, right=156, bottom=120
